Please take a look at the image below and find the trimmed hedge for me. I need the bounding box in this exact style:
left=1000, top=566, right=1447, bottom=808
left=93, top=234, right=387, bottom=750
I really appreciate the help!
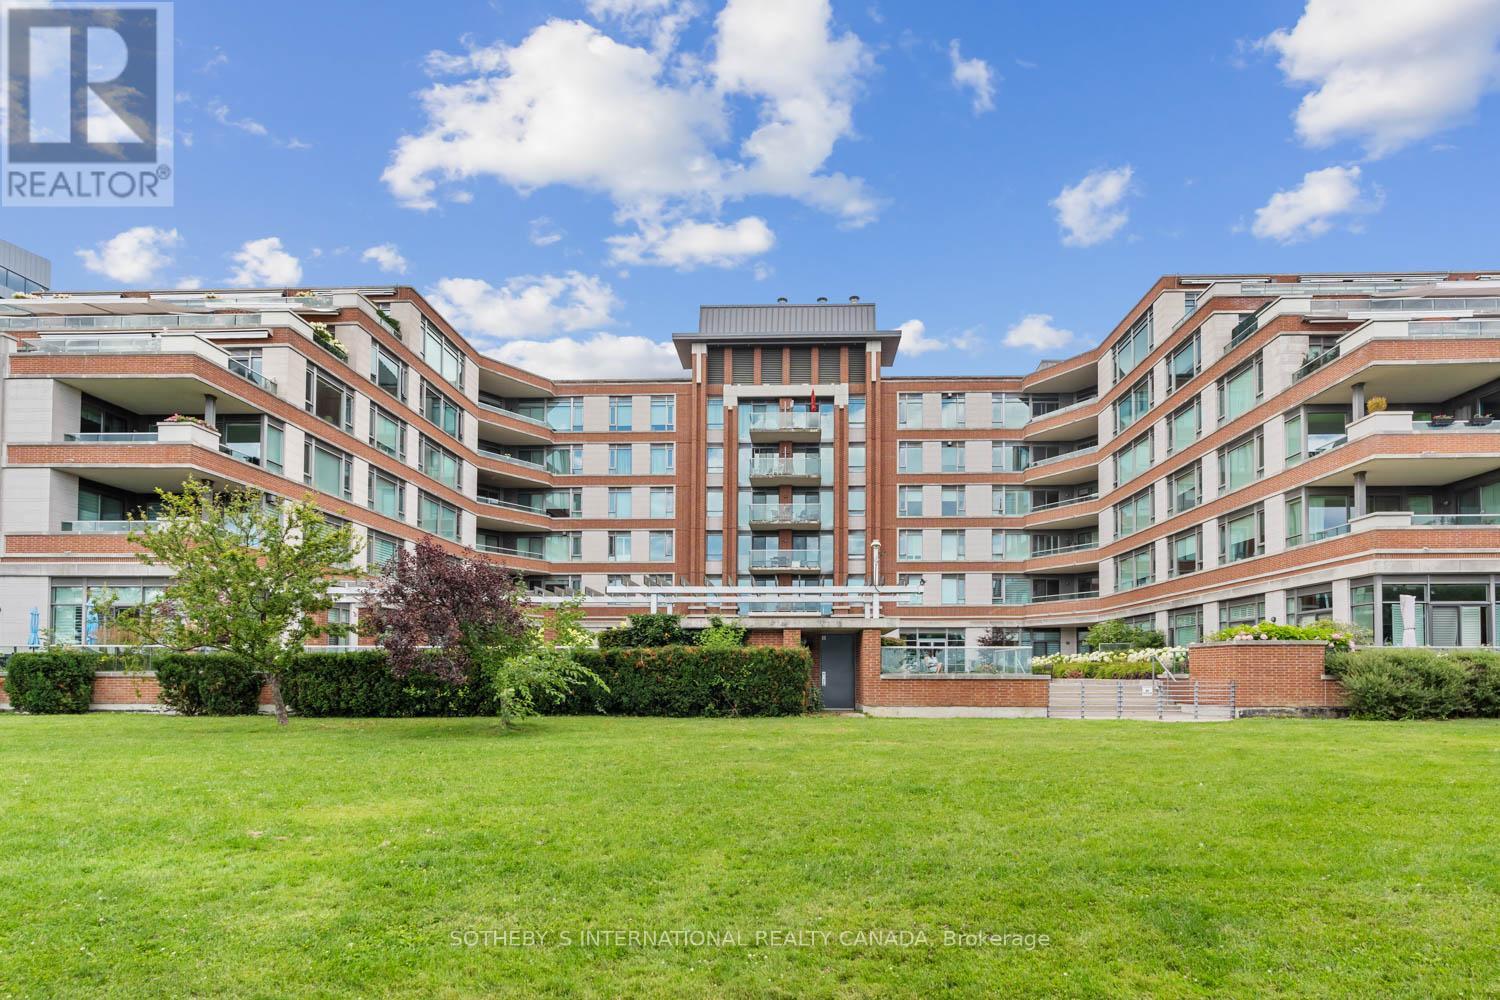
left=556, top=646, right=818, bottom=717
left=280, top=650, right=493, bottom=718
left=154, top=653, right=262, bottom=716
left=1326, top=648, right=1500, bottom=720
left=3, top=650, right=99, bottom=714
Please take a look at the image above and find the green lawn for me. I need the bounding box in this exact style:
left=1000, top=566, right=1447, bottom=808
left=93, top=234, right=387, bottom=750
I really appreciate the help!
left=1, top=716, right=1496, bottom=999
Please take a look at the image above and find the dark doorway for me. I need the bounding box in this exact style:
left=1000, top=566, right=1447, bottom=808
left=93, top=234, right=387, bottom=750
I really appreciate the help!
left=819, top=634, right=856, bottom=710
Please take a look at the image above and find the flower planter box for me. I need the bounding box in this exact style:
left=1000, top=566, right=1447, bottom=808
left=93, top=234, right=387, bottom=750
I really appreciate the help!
left=157, top=419, right=221, bottom=449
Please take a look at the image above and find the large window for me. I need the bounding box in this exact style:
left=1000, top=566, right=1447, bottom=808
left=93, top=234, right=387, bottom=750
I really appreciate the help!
left=1115, top=545, right=1153, bottom=591
left=1112, top=312, right=1152, bottom=381
left=940, top=575, right=966, bottom=606
left=898, top=441, right=922, bottom=473
left=217, top=416, right=284, bottom=474
left=1218, top=432, right=1263, bottom=492
left=1114, top=432, right=1153, bottom=487
left=546, top=398, right=584, bottom=432
left=371, top=344, right=407, bottom=401
left=992, top=393, right=1029, bottom=428
left=1170, top=607, right=1202, bottom=646
left=1169, top=528, right=1201, bottom=577
left=1220, top=596, right=1265, bottom=629
left=418, top=492, right=460, bottom=540
left=1286, top=407, right=1349, bottom=466
left=422, top=380, right=462, bottom=439
left=1167, top=334, right=1199, bottom=392
left=1286, top=488, right=1353, bottom=546
left=304, top=438, right=352, bottom=499
left=1114, top=488, right=1153, bottom=538
left=609, top=396, right=633, bottom=432
left=609, top=444, right=633, bottom=476
left=994, top=487, right=1030, bottom=516
left=706, top=396, right=723, bottom=430
left=940, top=441, right=965, bottom=473
left=650, top=487, right=675, bottom=518
left=940, top=486, right=966, bottom=516
left=707, top=444, right=723, bottom=472
left=306, top=365, right=354, bottom=432
left=608, top=531, right=632, bottom=561
left=1168, top=398, right=1200, bottom=454
left=1217, top=356, right=1263, bottom=425
left=369, top=404, right=406, bottom=460
left=848, top=397, right=866, bottom=425
left=368, top=531, right=402, bottom=567
left=1219, top=505, right=1264, bottom=563
left=650, top=443, right=675, bottom=475
left=649, top=531, right=674, bottom=561
left=993, top=531, right=1029, bottom=560
left=898, top=529, right=922, bottom=561
left=1170, top=464, right=1201, bottom=514
left=940, top=530, right=966, bottom=560
left=419, top=436, right=461, bottom=489
left=940, top=392, right=966, bottom=428
left=706, top=532, right=723, bottom=561
left=650, top=395, right=676, bottom=431
left=546, top=445, right=583, bottom=475
left=608, top=488, right=633, bottom=518
left=898, top=486, right=923, bottom=517
left=897, top=393, right=922, bottom=428
left=368, top=467, right=405, bottom=519
left=1290, top=586, right=1334, bottom=625
left=1114, top=376, right=1152, bottom=433
left=422, top=320, right=464, bottom=389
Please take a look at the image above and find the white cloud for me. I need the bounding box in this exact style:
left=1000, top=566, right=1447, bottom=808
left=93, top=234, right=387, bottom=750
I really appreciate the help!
left=1051, top=166, right=1134, bottom=247
left=529, top=217, right=565, bottom=246
left=384, top=2, right=876, bottom=259
left=198, top=97, right=310, bottom=150
left=608, top=215, right=774, bottom=269
left=949, top=40, right=996, bottom=114
left=1003, top=313, right=1074, bottom=351
left=425, top=272, right=619, bottom=345
left=586, top=0, right=700, bottom=52
left=1261, top=0, right=1500, bottom=157
left=490, top=332, right=684, bottom=380
left=76, top=226, right=181, bottom=284
left=228, top=237, right=303, bottom=287
left=361, top=243, right=408, bottom=275
left=1251, top=164, right=1381, bottom=243
left=897, top=319, right=945, bottom=356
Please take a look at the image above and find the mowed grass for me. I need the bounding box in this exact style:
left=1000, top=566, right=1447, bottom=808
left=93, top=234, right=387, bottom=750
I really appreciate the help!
left=0, top=716, right=1496, bottom=999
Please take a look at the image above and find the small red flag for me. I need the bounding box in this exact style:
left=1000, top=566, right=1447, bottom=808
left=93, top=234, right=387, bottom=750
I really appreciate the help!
left=808, top=388, right=819, bottom=413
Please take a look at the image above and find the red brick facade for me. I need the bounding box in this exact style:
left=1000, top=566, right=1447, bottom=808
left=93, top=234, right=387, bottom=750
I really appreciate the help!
left=1187, top=641, right=1347, bottom=710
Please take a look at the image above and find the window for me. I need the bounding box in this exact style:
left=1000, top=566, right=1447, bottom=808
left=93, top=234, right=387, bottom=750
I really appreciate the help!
left=608, top=531, right=632, bottom=561
left=992, top=393, right=1029, bottom=428
left=993, top=531, right=1029, bottom=560
left=368, top=467, right=405, bottom=519
left=848, top=397, right=866, bottom=425
left=994, top=487, right=1030, bottom=516
left=1168, top=334, right=1199, bottom=392
left=609, top=444, right=633, bottom=476
left=1285, top=411, right=1304, bottom=467
left=650, top=443, right=675, bottom=475
left=1171, top=464, right=1201, bottom=514
left=1218, top=433, right=1263, bottom=492
left=849, top=445, right=866, bottom=471
left=992, top=442, right=1027, bottom=472
left=1217, top=356, right=1263, bottom=424
left=706, top=488, right=724, bottom=516
left=546, top=533, right=582, bottom=562
left=1291, top=586, right=1334, bottom=625
left=367, top=531, right=401, bottom=567
left=1351, top=583, right=1376, bottom=640
left=898, top=486, right=923, bottom=517
left=898, top=573, right=922, bottom=606
left=940, top=530, right=966, bottom=560
left=706, top=445, right=724, bottom=472
left=1220, top=596, right=1265, bottom=629
left=419, top=436, right=461, bottom=489
left=649, top=531, right=674, bottom=561
left=547, top=445, right=583, bottom=475
left=897, top=393, right=922, bottom=428
left=707, top=396, right=724, bottom=430
left=940, top=441, right=965, bottom=473
left=898, top=441, right=922, bottom=473
left=218, top=416, right=284, bottom=474
left=898, top=529, right=922, bottom=561
left=849, top=487, right=866, bottom=515
left=1170, top=607, right=1202, bottom=646
left=992, top=575, right=1029, bottom=606
left=304, top=438, right=352, bottom=498
left=306, top=365, right=354, bottom=431
left=544, top=398, right=583, bottom=432
left=609, top=396, right=633, bottom=431
left=650, top=395, right=675, bottom=431
left=941, top=574, right=966, bottom=606
left=848, top=530, right=866, bottom=558
left=417, top=492, right=459, bottom=540
left=650, top=488, right=675, bottom=518
left=1306, top=410, right=1348, bottom=457
left=1170, top=528, right=1200, bottom=577
left=1115, top=546, right=1153, bottom=591
left=1114, top=488, right=1154, bottom=538
left=940, top=392, right=966, bottom=428
left=608, top=488, right=633, bottom=518
left=940, top=486, right=966, bottom=517
left=1114, top=376, right=1152, bottom=433
left=1112, top=312, right=1152, bottom=381
left=422, top=380, right=462, bottom=439
left=371, top=344, right=407, bottom=401
left=1114, top=432, right=1153, bottom=487
left=422, top=320, right=464, bottom=388
left=1219, top=505, right=1264, bottom=563
left=1168, top=398, right=1199, bottom=454
left=1182, top=291, right=1199, bottom=319
left=706, top=532, right=723, bottom=561
left=370, top=405, right=406, bottom=460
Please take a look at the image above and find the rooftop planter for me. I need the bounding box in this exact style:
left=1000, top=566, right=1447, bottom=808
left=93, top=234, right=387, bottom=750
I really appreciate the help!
left=309, top=322, right=349, bottom=361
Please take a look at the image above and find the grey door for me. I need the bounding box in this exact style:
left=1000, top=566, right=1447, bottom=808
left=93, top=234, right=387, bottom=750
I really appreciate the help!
left=819, top=634, right=856, bottom=710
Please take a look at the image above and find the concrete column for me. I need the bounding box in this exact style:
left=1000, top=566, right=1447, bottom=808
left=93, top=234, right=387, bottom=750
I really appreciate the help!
left=1353, top=470, right=1368, bottom=517
left=203, top=393, right=217, bottom=424
left=1351, top=382, right=1365, bottom=423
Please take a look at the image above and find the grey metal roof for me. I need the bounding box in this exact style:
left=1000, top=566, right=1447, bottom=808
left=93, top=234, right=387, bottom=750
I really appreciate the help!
left=698, top=302, right=877, bottom=334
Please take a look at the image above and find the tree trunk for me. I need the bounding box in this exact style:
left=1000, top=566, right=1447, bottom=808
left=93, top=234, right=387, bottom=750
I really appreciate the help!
left=268, top=671, right=289, bottom=726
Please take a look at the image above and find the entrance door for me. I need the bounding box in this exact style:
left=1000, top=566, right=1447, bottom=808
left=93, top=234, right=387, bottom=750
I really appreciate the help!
left=819, top=634, right=856, bottom=710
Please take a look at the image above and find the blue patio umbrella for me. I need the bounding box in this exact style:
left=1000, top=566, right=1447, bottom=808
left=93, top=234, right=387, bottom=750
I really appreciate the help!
left=85, top=607, right=99, bottom=645
left=28, top=607, right=40, bottom=647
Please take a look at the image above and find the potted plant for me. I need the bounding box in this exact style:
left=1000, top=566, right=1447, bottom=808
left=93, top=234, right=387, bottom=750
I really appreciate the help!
left=1430, top=413, right=1455, bottom=428
left=1365, top=395, right=1388, bottom=414
left=1469, top=409, right=1493, bottom=427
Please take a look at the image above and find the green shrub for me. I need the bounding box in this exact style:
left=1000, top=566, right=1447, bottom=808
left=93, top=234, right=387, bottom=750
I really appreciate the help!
left=154, top=653, right=262, bottom=716
left=597, top=613, right=692, bottom=649
left=280, top=650, right=493, bottom=717
left=556, top=646, right=816, bottom=717
left=1450, top=649, right=1500, bottom=717
left=1209, top=619, right=1365, bottom=652
left=3, top=650, right=99, bottom=713
left=1329, top=649, right=1473, bottom=720
left=696, top=617, right=747, bottom=650
left=1083, top=620, right=1165, bottom=649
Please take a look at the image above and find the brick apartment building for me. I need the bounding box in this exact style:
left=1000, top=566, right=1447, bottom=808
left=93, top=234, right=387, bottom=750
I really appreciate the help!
left=3, top=272, right=1500, bottom=708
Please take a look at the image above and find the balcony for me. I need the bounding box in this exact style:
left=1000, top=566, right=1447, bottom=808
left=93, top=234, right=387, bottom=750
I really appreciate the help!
left=748, top=455, right=821, bottom=486
left=880, top=646, right=1034, bottom=676
left=60, top=519, right=159, bottom=533
left=747, top=412, right=822, bottom=443
left=747, top=550, right=823, bottom=573
left=747, top=502, right=822, bottom=529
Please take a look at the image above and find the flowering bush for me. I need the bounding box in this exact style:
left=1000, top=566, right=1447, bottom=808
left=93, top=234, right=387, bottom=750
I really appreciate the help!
left=1032, top=646, right=1187, bottom=679
left=1208, top=619, right=1365, bottom=653
left=162, top=413, right=211, bottom=428
left=309, top=322, right=349, bottom=360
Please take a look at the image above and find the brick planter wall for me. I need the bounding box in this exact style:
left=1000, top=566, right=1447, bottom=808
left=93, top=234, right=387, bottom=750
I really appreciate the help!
left=1187, top=640, right=1347, bottom=714
left=854, top=629, right=1049, bottom=717
left=1, top=671, right=279, bottom=712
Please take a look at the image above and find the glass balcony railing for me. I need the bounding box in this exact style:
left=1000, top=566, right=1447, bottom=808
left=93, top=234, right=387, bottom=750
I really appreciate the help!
left=63, top=432, right=160, bottom=443
left=476, top=495, right=552, bottom=517
left=748, top=413, right=822, bottom=434
left=749, top=456, right=821, bottom=479
left=1412, top=513, right=1500, bottom=526
left=747, top=503, right=821, bottom=525
left=880, top=646, right=1034, bottom=676
left=747, top=550, right=823, bottom=571
left=227, top=357, right=278, bottom=394
left=59, top=520, right=157, bottom=533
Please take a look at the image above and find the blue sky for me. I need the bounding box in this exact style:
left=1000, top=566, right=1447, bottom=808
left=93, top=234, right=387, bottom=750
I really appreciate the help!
left=7, top=0, right=1500, bottom=377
